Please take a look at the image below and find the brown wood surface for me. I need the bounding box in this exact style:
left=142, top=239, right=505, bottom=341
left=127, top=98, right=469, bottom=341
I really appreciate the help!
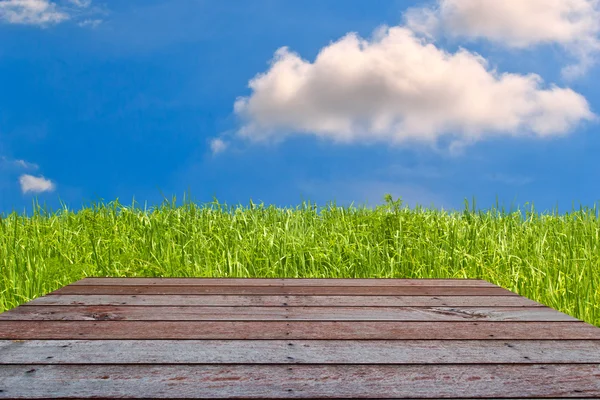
left=1, top=364, right=599, bottom=399
left=1, top=339, right=599, bottom=364
left=27, top=294, right=544, bottom=307
left=1, top=320, right=599, bottom=340
left=1, top=277, right=599, bottom=399
left=71, top=277, right=499, bottom=287
left=0, top=305, right=577, bottom=321
left=50, top=285, right=516, bottom=296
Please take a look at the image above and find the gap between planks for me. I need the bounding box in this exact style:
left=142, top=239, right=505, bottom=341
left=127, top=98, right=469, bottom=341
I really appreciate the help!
left=24, top=295, right=544, bottom=307
left=49, top=285, right=517, bottom=296
left=70, top=278, right=499, bottom=287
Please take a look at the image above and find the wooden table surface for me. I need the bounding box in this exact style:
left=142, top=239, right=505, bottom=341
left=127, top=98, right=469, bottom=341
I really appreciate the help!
left=0, top=278, right=599, bottom=399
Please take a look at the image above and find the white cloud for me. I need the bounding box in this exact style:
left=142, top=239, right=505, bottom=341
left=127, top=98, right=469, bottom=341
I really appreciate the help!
left=19, top=174, right=55, bottom=193
left=0, top=0, right=68, bottom=25
left=0, top=156, right=39, bottom=170
left=405, top=0, right=600, bottom=78
left=77, top=18, right=100, bottom=27
left=210, top=138, right=228, bottom=154
left=13, top=159, right=38, bottom=170
left=0, top=0, right=102, bottom=27
left=66, top=0, right=90, bottom=7
left=234, top=27, right=595, bottom=152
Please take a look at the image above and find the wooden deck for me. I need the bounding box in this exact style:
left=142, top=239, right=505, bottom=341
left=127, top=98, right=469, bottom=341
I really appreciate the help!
left=1, top=278, right=599, bottom=399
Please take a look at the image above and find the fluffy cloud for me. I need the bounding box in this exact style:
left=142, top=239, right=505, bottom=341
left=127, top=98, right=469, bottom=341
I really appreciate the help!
left=0, top=0, right=68, bottom=25
left=19, top=174, right=55, bottom=193
left=405, top=0, right=600, bottom=78
left=234, top=27, right=595, bottom=152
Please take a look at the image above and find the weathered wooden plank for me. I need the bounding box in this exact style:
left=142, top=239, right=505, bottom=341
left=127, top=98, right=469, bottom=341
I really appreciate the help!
left=1, top=321, right=599, bottom=339
left=50, top=285, right=516, bottom=296
left=26, top=294, right=545, bottom=307
left=0, top=306, right=577, bottom=322
left=72, top=278, right=499, bottom=287
left=1, top=364, right=599, bottom=398
left=2, top=339, right=599, bottom=364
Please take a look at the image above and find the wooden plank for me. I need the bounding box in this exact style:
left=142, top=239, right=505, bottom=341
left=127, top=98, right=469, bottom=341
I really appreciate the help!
left=2, top=339, right=600, bottom=364
left=1, top=364, right=599, bottom=398
left=0, top=306, right=577, bottom=322
left=50, top=285, right=516, bottom=296
left=26, top=294, right=545, bottom=307
left=72, top=277, right=499, bottom=287
left=1, top=321, right=599, bottom=339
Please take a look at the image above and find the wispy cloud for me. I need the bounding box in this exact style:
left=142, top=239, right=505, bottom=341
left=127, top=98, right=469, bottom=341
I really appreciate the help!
left=0, top=0, right=103, bottom=27
left=209, top=138, right=228, bottom=155
left=0, top=156, right=39, bottom=171
left=19, top=174, right=55, bottom=194
left=405, top=0, right=600, bottom=79
left=0, top=0, right=68, bottom=25
left=13, top=159, right=38, bottom=170
left=235, top=26, right=595, bottom=153
left=65, top=0, right=90, bottom=7
left=77, top=17, right=100, bottom=28
left=486, top=173, right=534, bottom=186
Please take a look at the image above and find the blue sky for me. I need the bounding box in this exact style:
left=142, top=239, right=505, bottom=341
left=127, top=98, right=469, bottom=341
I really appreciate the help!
left=1, top=0, right=599, bottom=217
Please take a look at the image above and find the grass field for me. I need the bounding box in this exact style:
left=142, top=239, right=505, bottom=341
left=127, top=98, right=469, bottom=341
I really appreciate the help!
left=1, top=194, right=598, bottom=327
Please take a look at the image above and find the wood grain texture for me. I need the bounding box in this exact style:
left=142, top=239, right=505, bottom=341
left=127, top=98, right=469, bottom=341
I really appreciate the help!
left=0, top=305, right=577, bottom=321
left=2, top=278, right=599, bottom=399
left=27, top=294, right=545, bottom=307
left=71, top=277, right=499, bottom=287
left=2, top=339, right=599, bottom=364
left=50, top=285, right=516, bottom=296
left=1, top=364, right=599, bottom=399
left=1, top=321, right=599, bottom=340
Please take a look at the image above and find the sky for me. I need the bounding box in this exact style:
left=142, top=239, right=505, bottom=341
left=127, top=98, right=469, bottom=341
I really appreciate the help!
left=0, top=0, right=599, bottom=217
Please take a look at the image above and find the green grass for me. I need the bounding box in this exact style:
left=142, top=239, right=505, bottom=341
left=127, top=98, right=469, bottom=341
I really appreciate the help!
left=1, top=194, right=598, bottom=327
